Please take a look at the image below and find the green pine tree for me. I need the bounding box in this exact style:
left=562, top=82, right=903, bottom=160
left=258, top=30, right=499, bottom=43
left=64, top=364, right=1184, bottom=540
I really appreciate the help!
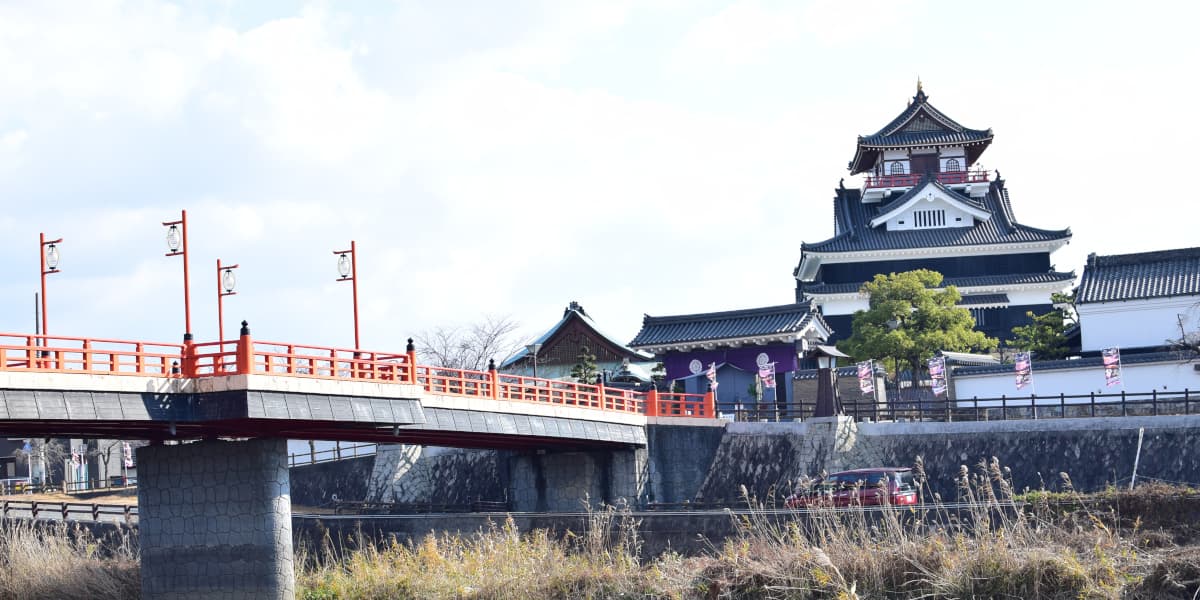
left=570, top=346, right=598, bottom=384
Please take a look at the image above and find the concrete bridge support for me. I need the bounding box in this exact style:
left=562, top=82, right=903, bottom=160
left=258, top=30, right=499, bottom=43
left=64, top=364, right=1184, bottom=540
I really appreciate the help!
left=138, top=438, right=295, bottom=600
left=509, top=448, right=647, bottom=512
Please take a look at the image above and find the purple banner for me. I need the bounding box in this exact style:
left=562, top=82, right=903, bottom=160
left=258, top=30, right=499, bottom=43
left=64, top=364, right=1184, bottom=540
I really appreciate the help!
left=1102, top=347, right=1122, bottom=388
left=662, top=344, right=798, bottom=381
left=1014, top=351, right=1032, bottom=390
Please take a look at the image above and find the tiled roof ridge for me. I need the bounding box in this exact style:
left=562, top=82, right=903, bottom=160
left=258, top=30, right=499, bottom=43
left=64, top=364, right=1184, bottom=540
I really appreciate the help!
left=874, top=89, right=968, bottom=137
left=1089, top=246, right=1200, bottom=267
left=641, top=302, right=817, bottom=326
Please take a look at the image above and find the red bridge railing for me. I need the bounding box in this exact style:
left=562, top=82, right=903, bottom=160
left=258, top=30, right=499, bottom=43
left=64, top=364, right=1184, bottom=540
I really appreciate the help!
left=863, top=169, right=989, bottom=189
left=0, top=331, right=714, bottom=418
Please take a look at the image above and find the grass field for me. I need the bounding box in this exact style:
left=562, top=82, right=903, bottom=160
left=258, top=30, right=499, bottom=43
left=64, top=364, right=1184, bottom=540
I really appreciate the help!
left=1, top=460, right=1198, bottom=599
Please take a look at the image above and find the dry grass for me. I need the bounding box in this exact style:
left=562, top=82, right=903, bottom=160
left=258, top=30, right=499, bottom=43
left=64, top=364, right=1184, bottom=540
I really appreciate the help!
left=0, top=521, right=139, bottom=600
left=2, top=465, right=1199, bottom=599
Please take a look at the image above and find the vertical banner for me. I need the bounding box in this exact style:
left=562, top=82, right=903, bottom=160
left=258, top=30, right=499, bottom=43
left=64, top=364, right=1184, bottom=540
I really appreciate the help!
left=1014, top=351, right=1033, bottom=390
left=758, top=362, right=776, bottom=389
left=856, top=361, right=875, bottom=395
left=928, top=355, right=948, bottom=397
left=1102, top=347, right=1122, bottom=388
left=123, top=441, right=134, bottom=469
left=705, top=362, right=719, bottom=390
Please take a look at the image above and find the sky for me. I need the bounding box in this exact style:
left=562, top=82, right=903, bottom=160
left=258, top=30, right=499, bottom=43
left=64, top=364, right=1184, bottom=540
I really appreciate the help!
left=1, top=0, right=1197, bottom=358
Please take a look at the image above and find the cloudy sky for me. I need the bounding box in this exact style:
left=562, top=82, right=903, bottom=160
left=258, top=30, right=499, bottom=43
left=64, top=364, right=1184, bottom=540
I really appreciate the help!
left=1, top=0, right=1196, bottom=357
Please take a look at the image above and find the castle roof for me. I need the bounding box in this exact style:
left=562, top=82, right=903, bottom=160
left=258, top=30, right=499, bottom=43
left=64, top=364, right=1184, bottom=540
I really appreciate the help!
left=797, top=180, right=1071, bottom=257
left=629, top=302, right=831, bottom=349
left=1076, top=247, right=1200, bottom=304
left=848, top=87, right=993, bottom=174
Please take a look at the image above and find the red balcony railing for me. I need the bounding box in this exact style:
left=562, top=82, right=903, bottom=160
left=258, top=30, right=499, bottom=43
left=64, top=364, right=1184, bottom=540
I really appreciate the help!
left=864, top=169, right=989, bottom=189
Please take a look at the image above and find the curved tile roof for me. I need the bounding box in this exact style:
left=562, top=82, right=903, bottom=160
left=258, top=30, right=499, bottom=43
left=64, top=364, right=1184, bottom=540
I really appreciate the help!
left=802, top=272, right=1075, bottom=296
left=1076, top=247, right=1200, bottom=304
left=799, top=181, right=1071, bottom=255
left=629, top=302, right=827, bottom=347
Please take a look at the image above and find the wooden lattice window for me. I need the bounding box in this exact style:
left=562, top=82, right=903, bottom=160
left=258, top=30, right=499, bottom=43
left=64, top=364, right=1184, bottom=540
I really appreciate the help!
left=889, top=161, right=906, bottom=175
left=944, top=158, right=962, bottom=172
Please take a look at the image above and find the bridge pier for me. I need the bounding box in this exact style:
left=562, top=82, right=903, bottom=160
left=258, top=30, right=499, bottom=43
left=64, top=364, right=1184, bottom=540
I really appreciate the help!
left=137, top=438, right=295, bottom=600
left=509, top=448, right=646, bottom=511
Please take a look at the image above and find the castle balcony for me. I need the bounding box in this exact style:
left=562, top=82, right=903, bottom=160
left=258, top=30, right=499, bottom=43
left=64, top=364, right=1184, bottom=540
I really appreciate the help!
left=862, top=169, right=990, bottom=201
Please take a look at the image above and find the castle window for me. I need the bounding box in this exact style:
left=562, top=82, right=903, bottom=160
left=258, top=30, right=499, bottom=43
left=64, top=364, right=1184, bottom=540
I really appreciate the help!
left=888, top=161, right=906, bottom=175
left=944, top=158, right=961, bottom=172
left=913, top=209, right=946, bottom=228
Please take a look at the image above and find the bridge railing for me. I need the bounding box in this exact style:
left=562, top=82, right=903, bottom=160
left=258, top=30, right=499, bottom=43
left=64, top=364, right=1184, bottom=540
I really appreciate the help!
left=0, top=333, right=181, bottom=376
left=0, top=329, right=720, bottom=418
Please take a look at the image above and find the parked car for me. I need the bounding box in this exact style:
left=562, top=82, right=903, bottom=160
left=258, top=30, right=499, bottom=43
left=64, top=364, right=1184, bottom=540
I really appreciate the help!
left=785, top=468, right=918, bottom=508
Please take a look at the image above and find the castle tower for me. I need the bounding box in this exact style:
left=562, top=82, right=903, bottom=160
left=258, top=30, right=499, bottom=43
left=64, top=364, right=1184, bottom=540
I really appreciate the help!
left=794, top=86, right=1073, bottom=342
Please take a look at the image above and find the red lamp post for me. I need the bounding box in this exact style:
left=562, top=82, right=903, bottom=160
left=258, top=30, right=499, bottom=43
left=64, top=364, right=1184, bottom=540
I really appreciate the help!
left=162, top=210, right=192, bottom=341
left=333, top=241, right=360, bottom=349
left=39, top=233, right=63, bottom=335
left=216, top=259, right=239, bottom=347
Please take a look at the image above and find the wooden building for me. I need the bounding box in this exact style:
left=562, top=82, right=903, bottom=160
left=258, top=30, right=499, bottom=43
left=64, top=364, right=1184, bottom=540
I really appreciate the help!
left=501, top=301, right=655, bottom=383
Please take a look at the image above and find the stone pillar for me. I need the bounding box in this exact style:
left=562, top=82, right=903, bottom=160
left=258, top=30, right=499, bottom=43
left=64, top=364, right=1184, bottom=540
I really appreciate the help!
left=137, top=438, right=295, bottom=600
left=509, top=448, right=646, bottom=511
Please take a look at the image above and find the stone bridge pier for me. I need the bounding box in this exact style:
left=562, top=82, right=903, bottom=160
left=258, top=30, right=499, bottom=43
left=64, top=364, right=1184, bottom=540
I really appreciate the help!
left=509, top=447, right=647, bottom=511
left=137, top=438, right=295, bottom=600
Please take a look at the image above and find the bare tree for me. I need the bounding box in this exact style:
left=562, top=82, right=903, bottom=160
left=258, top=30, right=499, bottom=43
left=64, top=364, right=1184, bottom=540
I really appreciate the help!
left=1170, top=301, right=1200, bottom=355
left=416, top=314, right=524, bottom=371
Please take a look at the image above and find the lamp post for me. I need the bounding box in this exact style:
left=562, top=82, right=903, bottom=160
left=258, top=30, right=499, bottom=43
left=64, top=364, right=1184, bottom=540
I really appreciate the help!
left=333, top=241, right=360, bottom=349
left=162, top=210, right=192, bottom=341
left=216, top=259, right=239, bottom=346
left=811, top=345, right=849, bottom=418
left=39, top=233, right=62, bottom=336
left=525, top=343, right=543, bottom=378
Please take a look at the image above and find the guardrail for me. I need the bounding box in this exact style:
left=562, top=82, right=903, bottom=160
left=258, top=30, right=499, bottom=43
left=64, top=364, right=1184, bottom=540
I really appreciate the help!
left=0, top=329, right=717, bottom=418
left=332, top=499, right=510, bottom=514
left=0, top=499, right=137, bottom=524
left=716, top=389, right=1198, bottom=423
left=288, top=443, right=377, bottom=467
left=63, top=478, right=138, bottom=494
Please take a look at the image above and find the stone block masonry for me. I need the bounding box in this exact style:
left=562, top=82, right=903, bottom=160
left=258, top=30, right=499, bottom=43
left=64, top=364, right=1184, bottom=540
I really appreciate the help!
left=138, top=438, right=295, bottom=600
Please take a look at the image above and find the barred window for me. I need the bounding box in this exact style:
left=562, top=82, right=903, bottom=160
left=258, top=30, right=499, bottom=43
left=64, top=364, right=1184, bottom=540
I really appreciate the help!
left=889, top=161, right=906, bottom=175
left=913, top=209, right=946, bottom=228
left=944, top=158, right=961, bottom=172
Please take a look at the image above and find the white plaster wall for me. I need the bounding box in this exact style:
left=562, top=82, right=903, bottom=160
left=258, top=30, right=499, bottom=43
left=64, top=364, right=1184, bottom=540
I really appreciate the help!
left=883, top=149, right=909, bottom=160
left=1079, top=296, right=1200, bottom=352
left=885, top=197, right=974, bottom=231
left=814, top=296, right=869, bottom=316
left=953, top=359, right=1200, bottom=402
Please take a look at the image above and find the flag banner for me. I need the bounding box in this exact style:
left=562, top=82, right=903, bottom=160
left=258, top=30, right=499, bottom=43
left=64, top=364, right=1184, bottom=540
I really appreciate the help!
left=1014, top=351, right=1033, bottom=390
left=758, top=362, right=776, bottom=389
left=123, top=441, right=134, bottom=469
left=928, top=355, right=948, bottom=397
left=706, top=362, right=719, bottom=390
left=857, top=361, right=875, bottom=395
left=1102, top=347, right=1122, bottom=388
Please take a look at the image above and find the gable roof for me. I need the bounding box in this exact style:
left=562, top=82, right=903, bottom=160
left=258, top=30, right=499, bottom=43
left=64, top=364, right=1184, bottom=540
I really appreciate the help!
left=500, top=301, right=651, bottom=368
left=868, top=178, right=991, bottom=227
left=1076, top=247, right=1200, bottom=304
left=849, top=88, right=993, bottom=174
left=798, top=180, right=1071, bottom=258
left=629, top=302, right=831, bottom=349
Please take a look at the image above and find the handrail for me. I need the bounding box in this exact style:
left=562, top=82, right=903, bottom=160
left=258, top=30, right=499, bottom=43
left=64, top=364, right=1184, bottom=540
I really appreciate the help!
left=0, top=330, right=720, bottom=418
left=863, top=169, right=989, bottom=189
left=0, top=499, right=137, bottom=524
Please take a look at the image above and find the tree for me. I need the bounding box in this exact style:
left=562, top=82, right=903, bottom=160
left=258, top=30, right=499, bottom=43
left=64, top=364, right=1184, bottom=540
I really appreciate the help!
left=570, top=345, right=598, bottom=384
left=1010, top=309, right=1070, bottom=360
left=840, top=270, right=997, bottom=386
left=416, top=314, right=523, bottom=371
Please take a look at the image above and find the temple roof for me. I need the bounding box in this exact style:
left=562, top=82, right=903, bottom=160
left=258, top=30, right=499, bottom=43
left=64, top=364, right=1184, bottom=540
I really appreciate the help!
left=1076, top=247, right=1200, bottom=304
left=801, top=272, right=1075, bottom=296
left=798, top=180, right=1071, bottom=256
left=849, top=87, right=993, bottom=174
left=500, top=301, right=651, bottom=368
left=629, top=302, right=830, bottom=349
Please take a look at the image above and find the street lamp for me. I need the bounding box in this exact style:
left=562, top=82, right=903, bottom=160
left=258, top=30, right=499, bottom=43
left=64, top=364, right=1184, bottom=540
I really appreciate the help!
left=39, top=233, right=63, bottom=336
left=525, top=343, right=543, bottom=378
left=811, top=344, right=849, bottom=418
left=162, top=210, right=192, bottom=341
left=216, top=259, right=239, bottom=347
left=333, top=241, right=360, bottom=349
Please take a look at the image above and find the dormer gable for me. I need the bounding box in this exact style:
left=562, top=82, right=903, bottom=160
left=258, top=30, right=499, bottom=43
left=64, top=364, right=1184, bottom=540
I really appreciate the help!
left=868, top=180, right=991, bottom=231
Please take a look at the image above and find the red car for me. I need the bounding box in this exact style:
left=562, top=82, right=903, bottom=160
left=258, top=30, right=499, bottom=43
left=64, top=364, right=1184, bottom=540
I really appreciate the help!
left=786, top=468, right=919, bottom=508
